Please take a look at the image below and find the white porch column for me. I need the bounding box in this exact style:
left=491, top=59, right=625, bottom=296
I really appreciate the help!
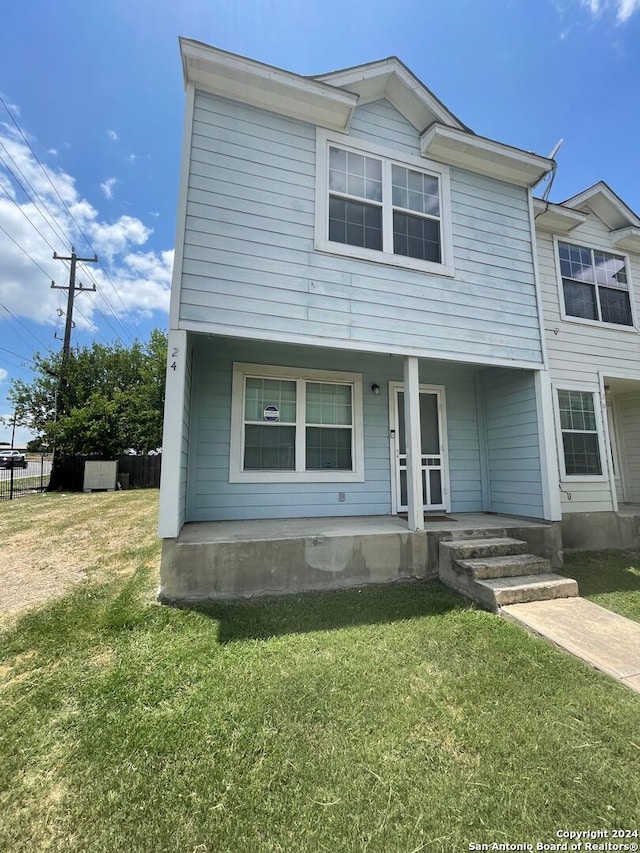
left=403, top=355, right=424, bottom=531
left=158, top=328, right=189, bottom=539
left=534, top=369, right=562, bottom=521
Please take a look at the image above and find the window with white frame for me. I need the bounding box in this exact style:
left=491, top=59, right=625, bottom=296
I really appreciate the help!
left=558, top=241, right=633, bottom=327
left=229, top=364, right=364, bottom=483
left=316, top=133, right=452, bottom=275
left=557, top=390, right=602, bottom=476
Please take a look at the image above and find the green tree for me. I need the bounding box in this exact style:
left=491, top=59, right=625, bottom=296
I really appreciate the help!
left=8, top=329, right=168, bottom=457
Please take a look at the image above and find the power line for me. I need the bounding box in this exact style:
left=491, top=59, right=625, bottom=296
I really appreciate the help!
left=0, top=95, right=83, bottom=253
left=0, top=344, right=38, bottom=366
left=0, top=180, right=63, bottom=256
left=0, top=99, right=141, bottom=342
left=0, top=220, right=53, bottom=278
left=0, top=144, right=71, bottom=252
left=0, top=302, right=51, bottom=352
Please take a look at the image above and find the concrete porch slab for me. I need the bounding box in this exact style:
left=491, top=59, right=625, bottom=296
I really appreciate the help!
left=160, top=514, right=562, bottom=602
left=177, top=512, right=554, bottom=544
left=502, top=597, right=640, bottom=693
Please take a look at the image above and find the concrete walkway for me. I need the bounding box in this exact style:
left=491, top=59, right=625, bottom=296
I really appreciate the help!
left=502, top=597, right=640, bottom=694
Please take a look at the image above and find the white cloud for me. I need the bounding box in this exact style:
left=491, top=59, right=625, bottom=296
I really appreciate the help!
left=0, top=368, right=8, bottom=384
left=100, top=177, right=117, bottom=200
left=577, top=0, right=640, bottom=18
left=127, top=153, right=138, bottom=163
left=107, top=129, right=118, bottom=141
left=0, top=125, right=171, bottom=330
left=616, top=0, right=640, bottom=19
left=89, top=216, right=151, bottom=260
left=47, top=148, right=58, bottom=157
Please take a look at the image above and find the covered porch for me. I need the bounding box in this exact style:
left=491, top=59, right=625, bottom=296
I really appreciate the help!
left=159, top=511, right=562, bottom=601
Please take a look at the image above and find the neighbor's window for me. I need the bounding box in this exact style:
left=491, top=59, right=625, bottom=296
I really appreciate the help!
left=230, top=364, right=364, bottom=483
left=558, top=241, right=633, bottom=327
left=558, top=390, right=602, bottom=476
left=320, top=134, right=451, bottom=274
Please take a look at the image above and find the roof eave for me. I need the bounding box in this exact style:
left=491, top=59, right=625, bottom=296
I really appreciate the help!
left=421, top=124, right=553, bottom=188
left=180, top=38, right=359, bottom=132
left=532, top=199, right=588, bottom=234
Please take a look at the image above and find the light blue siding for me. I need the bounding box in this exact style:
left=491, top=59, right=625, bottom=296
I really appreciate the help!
left=179, top=92, right=543, bottom=366
left=482, top=369, right=545, bottom=517
left=186, top=335, right=485, bottom=522
left=348, top=100, right=420, bottom=156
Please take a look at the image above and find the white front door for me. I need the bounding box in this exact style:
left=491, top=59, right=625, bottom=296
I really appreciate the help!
left=389, top=383, right=450, bottom=513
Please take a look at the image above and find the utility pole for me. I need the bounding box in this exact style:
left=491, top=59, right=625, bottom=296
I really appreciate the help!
left=52, top=247, right=98, bottom=356
left=47, top=248, right=98, bottom=491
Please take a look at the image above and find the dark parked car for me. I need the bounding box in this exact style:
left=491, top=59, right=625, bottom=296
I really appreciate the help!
left=0, top=450, right=28, bottom=469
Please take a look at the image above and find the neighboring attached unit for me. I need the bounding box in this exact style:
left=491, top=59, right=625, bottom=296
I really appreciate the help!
left=159, top=39, right=569, bottom=601
left=534, top=182, right=640, bottom=549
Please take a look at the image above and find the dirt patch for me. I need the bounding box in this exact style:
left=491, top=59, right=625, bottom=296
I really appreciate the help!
left=0, top=490, right=160, bottom=624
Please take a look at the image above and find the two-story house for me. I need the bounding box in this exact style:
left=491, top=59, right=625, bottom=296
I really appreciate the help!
left=535, top=183, right=640, bottom=549
left=158, top=39, right=567, bottom=601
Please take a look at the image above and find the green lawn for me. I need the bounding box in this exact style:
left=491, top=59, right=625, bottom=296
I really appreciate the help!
left=2, top=494, right=640, bottom=852
left=563, top=549, right=640, bottom=623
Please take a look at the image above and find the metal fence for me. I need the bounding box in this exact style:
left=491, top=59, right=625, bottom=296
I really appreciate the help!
left=0, top=455, right=52, bottom=502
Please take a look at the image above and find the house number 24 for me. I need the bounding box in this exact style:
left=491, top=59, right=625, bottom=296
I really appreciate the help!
left=170, top=347, right=179, bottom=371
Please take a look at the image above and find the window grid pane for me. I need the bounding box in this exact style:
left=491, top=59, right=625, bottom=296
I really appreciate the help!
left=306, top=382, right=352, bottom=425
left=244, top=425, right=296, bottom=470
left=329, top=147, right=382, bottom=202
left=393, top=212, right=441, bottom=262
left=305, top=427, right=353, bottom=470
left=558, top=391, right=602, bottom=476
left=329, top=197, right=382, bottom=250
left=559, top=241, right=631, bottom=326
left=245, top=378, right=296, bottom=423
left=392, top=164, right=440, bottom=216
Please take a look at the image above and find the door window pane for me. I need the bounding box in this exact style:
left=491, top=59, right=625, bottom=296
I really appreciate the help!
left=420, top=394, right=440, bottom=454
left=429, top=469, right=443, bottom=505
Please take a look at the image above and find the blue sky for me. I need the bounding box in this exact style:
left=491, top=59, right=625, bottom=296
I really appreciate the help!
left=1, top=0, right=639, bottom=444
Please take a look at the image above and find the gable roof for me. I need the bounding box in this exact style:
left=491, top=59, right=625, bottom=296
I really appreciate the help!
left=562, top=181, right=640, bottom=231
left=313, top=57, right=470, bottom=133
left=534, top=181, right=640, bottom=251
left=179, top=38, right=554, bottom=187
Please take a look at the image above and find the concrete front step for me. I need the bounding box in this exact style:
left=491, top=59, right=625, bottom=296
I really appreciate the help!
left=440, top=537, right=528, bottom=561
left=457, top=553, right=551, bottom=580
left=477, top=574, right=579, bottom=608
left=438, top=535, right=578, bottom=612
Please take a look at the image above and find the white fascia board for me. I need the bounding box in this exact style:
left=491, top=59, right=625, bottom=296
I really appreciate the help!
left=315, top=58, right=466, bottom=132
left=180, top=39, right=358, bottom=131
left=611, top=226, right=640, bottom=253
left=177, top=319, right=545, bottom=372
left=532, top=198, right=587, bottom=234
left=421, top=124, right=553, bottom=187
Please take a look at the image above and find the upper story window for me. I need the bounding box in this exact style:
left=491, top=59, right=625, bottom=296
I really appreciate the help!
left=558, top=241, right=633, bottom=327
left=316, top=131, right=453, bottom=277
